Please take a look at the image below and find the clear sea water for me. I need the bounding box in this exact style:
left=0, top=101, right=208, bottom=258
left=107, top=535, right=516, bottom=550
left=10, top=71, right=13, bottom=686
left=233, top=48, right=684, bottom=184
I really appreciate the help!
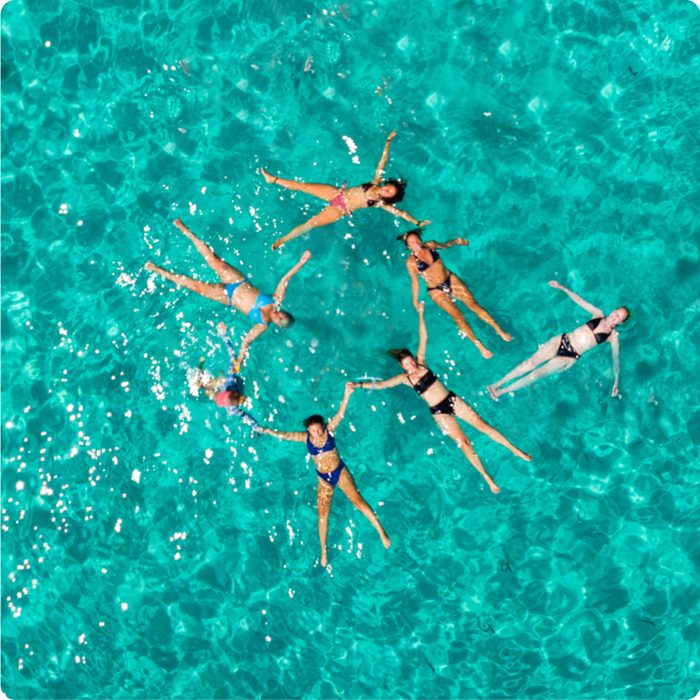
left=2, top=0, right=699, bottom=698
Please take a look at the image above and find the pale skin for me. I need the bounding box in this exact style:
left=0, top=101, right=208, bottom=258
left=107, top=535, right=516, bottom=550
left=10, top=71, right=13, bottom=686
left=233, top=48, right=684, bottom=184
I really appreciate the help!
left=145, top=219, right=312, bottom=369
left=352, top=303, right=531, bottom=494
left=487, top=281, right=627, bottom=400
left=261, top=130, right=430, bottom=250
left=403, top=231, right=512, bottom=359
left=260, top=382, right=391, bottom=567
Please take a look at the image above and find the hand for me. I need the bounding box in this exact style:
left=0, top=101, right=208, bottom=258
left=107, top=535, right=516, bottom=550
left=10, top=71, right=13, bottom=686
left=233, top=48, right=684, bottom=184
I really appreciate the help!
left=548, top=280, right=561, bottom=289
left=173, top=218, right=185, bottom=229
left=454, top=237, right=469, bottom=246
left=271, top=239, right=283, bottom=251
left=387, top=130, right=397, bottom=141
left=217, top=321, right=227, bottom=336
left=300, top=250, right=312, bottom=263
left=234, top=360, right=242, bottom=373
left=612, top=384, right=619, bottom=397
left=345, top=381, right=355, bottom=394
left=418, top=220, right=431, bottom=227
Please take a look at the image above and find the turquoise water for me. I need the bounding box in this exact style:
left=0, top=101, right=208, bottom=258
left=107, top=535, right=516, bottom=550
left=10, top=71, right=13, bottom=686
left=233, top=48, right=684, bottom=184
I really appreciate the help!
left=2, top=0, right=700, bottom=697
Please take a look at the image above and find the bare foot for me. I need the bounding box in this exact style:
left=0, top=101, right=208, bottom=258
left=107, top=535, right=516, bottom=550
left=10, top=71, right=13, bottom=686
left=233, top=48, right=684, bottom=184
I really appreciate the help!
left=261, top=167, right=276, bottom=184
left=477, top=343, right=493, bottom=359
left=488, top=479, right=500, bottom=494
left=380, top=532, right=391, bottom=549
left=487, top=385, right=499, bottom=401
left=500, top=332, right=513, bottom=342
left=320, top=547, right=328, bottom=567
left=516, top=450, right=532, bottom=462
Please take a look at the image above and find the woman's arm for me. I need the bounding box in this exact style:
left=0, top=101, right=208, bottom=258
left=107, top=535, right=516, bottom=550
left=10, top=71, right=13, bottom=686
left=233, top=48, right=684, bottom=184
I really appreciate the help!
left=416, top=301, right=428, bottom=365
left=378, top=203, right=430, bottom=227
left=406, top=257, right=421, bottom=311
left=327, top=382, right=355, bottom=432
left=426, top=238, right=468, bottom=250
left=609, top=331, right=620, bottom=396
left=259, top=427, right=307, bottom=442
left=235, top=324, right=268, bottom=370
left=548, top=281, right=604, bottom=316
left=372, top=130, right=396, bottom=184
left=273, top=250, right=312, bottom=303
left=353, top=374, right=409, bottom=390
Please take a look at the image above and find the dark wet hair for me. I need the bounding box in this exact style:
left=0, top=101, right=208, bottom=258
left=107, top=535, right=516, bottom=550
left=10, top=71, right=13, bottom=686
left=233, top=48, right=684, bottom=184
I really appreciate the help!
left=397, top=229, right=423, bottom=246
left=275, top=311, right=295, bottom=329
left=303, top=414, right=325, bottom=429
left=380, top=179, right=406, bottom=205
left=388, top=348, right=414, bottom=364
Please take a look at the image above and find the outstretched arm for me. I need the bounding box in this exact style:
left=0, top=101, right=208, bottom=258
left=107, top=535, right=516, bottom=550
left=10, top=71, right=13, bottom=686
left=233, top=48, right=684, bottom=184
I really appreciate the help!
left=352, top=373, right=409, bottom=390
left=609, top=331, right=621, bottom=396
left=259, top=426, right=307, bottom=442
left=406, top=257, right=421, bottom=311
left=273, top=250, right=312, bottom=303
left=378, top=203, right=430, bottom=227
left=548, top=281, right=604, bottom=317
left=372, top=130, right=397, bottom=185
left=426, top=238, right=468, bottom=250
left=327, top=382, right=355, bottom=432
left=416, top=301, right=428, bottom=365
left=235, top=324, right=268, bottom=370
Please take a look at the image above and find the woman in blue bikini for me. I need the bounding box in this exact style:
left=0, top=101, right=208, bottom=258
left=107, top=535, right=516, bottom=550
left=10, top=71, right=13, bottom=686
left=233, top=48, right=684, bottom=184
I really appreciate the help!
left=487, top=281, right=629, bottom=400
left=260, top=382, right=391, bottom=567
left=260, top=130, right=430, bottom=250
left=145, top=218, right=311, bottom=369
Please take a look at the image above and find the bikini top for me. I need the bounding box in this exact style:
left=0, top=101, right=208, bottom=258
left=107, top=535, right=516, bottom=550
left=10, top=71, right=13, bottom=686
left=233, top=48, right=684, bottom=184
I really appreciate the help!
left=586, top=318, right=611, bottom=345
left=361, top=183, right=379, bottom=207
left=413, top=248, right=440, bottom=273
left=306, top=429, right=336, bottom=456
left=407, top=365, right=438, bottom=395
left=249, top=292, right=275, bottom=325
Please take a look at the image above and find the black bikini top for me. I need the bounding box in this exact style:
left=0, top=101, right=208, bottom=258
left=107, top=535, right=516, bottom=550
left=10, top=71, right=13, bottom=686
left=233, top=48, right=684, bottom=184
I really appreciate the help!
left=361, top=183, right=379, bottom=207
left=586, top=318, right=611, bottom=345
left=408, top=365, right=438, bottom=394
left=414, top=248, right=440, bottom=273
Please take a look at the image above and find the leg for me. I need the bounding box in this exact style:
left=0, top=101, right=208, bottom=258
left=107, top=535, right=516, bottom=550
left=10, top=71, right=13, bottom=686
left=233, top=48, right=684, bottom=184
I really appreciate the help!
left=173, top=219, right=244, bottom=284
left=144, top=262, right=229, bottom=304
left=261, top=168, right=339, bottom=201
left=452, top=397, right=531, bottom=461
left=487, top=335, right=561, bottom=399
left=450, top=275, right=512, bottom=342
left=272, top=206, right=345, bottom=250
left=337, top=467, right=391, bottom=549
left=428, top=289, right=493, bottom=359
left=432, top=414, right=500, bottom=493
left=317, top=478, right=336, bottom=567
left=495, top=355, right=577, bottom=396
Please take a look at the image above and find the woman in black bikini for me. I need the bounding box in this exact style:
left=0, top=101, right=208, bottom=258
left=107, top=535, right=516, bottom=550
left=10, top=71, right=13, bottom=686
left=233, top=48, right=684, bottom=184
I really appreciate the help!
left=261, top=130, right=430, bottom=250
left=402, top=229, right=512, bottom=359
left=352, top=303, right=531, bottom=494
left=260, top=382, right=391, bottom=567
left=487, top=281, right=629, bottom=400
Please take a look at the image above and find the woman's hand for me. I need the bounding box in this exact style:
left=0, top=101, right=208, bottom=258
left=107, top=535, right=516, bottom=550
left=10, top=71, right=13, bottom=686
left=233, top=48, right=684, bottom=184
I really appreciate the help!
left=454, top=237, right=469, bottom=246
left=300, top=250, right=312, bottom=263
left=612, top=383, right=619, bottom=397
left=387, top=130, right=397, bottom=141
left=548, top=280, right=561, bottom=289
left=418, top=220, right=431, bottom=227
left=345, top=381, right=355, bottom=394
left=233, top=360, right=242, bottom=373
left=272, top=239, right=284, bottom=251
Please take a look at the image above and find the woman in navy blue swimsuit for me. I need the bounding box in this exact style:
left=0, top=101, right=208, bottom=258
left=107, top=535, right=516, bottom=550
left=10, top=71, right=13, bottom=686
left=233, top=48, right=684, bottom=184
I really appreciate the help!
left=487, top=281, right=629, bottom=400
left=145, top=218, right=311, bottom=368
left=261, top=382, right=391, bottom=567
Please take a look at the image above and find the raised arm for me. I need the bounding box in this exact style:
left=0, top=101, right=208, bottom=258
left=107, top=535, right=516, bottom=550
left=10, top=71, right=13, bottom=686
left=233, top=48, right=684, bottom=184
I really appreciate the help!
left=378, top=202, right=430, bottom=228
left=327, top=382, right=355, bottom=432
left=416, top=301, right=428, bottom=365
left=406, top=257, right=422, bottom=311
left=372, top=130, right=397, bottom=184
left=609, top=330, right=620, bottom=396
left=273, top=250, right=312, bottom=303
left=548, top=281, right=604, bottom=317
left=235, top=324, right=268, bottom=370
left=426, top=238, right=468, bottom=250
left=259, top=426, right=307, bottom=442
left=353, top=373, right=409, bottom=390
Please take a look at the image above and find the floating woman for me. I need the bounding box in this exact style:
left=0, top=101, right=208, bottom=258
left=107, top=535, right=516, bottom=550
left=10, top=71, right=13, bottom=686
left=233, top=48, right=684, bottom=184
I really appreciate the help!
left=192, top=322, right=263, bottom=435
left=145, top=218, right=311, bottom=369
left=400, top=229, right=512, bottom=359
left=261, top=130, right=430, bottom=250
left=260, top=382, right=391, bottom=567
left=487, top=281, right=629, bottom=400
left=352, top=303, right=531, bottom=494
